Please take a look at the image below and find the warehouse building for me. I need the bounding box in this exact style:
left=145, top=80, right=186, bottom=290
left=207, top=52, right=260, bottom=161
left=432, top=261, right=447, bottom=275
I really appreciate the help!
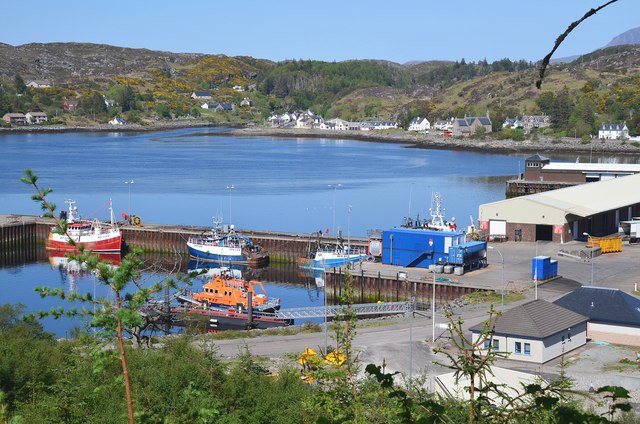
left=479, top=172, right=640, bottom=243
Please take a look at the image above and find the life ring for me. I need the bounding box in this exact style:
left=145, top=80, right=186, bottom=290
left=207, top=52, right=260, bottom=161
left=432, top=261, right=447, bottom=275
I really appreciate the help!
left=366, top=255, right=375, bottom=262
left=132, top=216, right=142, bottom=227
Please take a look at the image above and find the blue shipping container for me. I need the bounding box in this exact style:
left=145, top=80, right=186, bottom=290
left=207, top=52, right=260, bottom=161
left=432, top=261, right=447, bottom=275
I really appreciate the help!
left=531, top=256, right=557, bottom=280
left=382, top=228, right=465, bottom=268
left=448, top=241, right=487, bottom=266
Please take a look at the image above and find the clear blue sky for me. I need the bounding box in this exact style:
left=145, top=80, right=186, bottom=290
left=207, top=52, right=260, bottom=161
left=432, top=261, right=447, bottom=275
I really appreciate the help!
left=1, top=0, right=637, bottom=63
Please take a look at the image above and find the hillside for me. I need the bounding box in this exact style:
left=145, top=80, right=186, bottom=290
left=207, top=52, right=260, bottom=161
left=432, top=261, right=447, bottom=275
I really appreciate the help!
left=1, top=41, right=640, bottom=136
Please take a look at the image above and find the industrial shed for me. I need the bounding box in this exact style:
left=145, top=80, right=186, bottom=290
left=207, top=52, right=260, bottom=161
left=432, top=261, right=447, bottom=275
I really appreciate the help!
left=479, top=172, right=640, bottom=242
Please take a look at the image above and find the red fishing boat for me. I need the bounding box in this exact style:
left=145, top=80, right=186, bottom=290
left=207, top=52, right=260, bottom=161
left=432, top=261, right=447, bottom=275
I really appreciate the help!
left=45, top=199, right=122, bottom=253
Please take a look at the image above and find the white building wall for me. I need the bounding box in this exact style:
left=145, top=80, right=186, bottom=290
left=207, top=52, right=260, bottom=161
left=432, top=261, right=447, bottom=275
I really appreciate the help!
left=588, top=322, right=640, bottom=346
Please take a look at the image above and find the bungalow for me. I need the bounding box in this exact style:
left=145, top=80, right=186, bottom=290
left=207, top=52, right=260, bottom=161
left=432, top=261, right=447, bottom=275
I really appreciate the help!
left=408, top=117, right=431, bottom=132
left=553, top=286, right=640, bottom=346
left=104, top=97, right=116, bottom=108
left=201, top=101, right=220, bottom=109
left=598, top=123, right=628, bottom=140
left=233, top=85, right=244, bottom=92
left=215, top=102, right=234, bottom=112
left=2, top=113, right=27, bottom=126
left=109, top=117, right=127, bottom=125
left=191, top=91, right=212, bottom=100
left=522, top=115, right=551, bottom=133
left=360, top=121, right=398, bottom=131
left=26, top=79, right=51, bottom=88
left=470, top=299, right=587, bottom=363
left=63, top=100, right=79, bottom=111
left=240, top=97, right=252, bottom=107
left=452, top=116, right=492, bottom=137
left=25, top=111, right=48, bottom=124
left=321, top=118, right=355, bottom=131
left=433, top=119, right=454, bottom=131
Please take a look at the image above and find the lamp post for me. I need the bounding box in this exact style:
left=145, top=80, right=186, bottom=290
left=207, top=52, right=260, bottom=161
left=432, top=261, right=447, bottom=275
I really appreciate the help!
left=124, top=180, right=134, bottom=219
left=432, top=269, right=436, bottom=343
left=226, top=184, right=234, bottom=223
left=328, top=183, right=341, bottom=235
left=583, top=232, right=594, bottom=285
left=488, top=246, right=504, bottom=313
left=347, top=204, right=352, bottom=247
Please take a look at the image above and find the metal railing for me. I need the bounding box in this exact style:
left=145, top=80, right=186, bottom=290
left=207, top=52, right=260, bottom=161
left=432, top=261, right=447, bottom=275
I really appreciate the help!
left=274, top=301, right=414, bottom=319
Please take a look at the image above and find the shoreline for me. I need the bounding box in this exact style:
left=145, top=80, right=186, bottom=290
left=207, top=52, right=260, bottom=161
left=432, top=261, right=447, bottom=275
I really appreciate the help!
left=3, top=121, right=640, bottom=156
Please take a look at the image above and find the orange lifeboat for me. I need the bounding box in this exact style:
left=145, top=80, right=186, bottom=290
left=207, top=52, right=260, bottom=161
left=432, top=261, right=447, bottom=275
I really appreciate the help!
left=191, top=275, right=280, bottom=313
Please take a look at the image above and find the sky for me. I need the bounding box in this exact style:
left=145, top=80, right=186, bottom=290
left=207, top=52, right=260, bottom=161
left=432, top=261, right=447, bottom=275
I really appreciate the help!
left=1, top=0, right=638, bottom=64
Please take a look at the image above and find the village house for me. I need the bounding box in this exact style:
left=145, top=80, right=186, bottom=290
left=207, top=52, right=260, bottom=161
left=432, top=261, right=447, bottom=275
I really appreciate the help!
left=215, top=102, right=234, bottom=112
left=2, top=113, right=27, bottom=126
left=25, top=111, right=48, bottom=124
left=521, top=115, right=551, bottom=133
left=26, top=79, right=51, bottom=88
left=240, top=97, right=252, bottom=107
left=360, top=121, right=398, bottom=131
left=63, top=100, right=79, bottom=111
left=320, top=118, right=360, bottom=131
left=233, top=85, right=244, bottom=92
left=502, top=117, right=523, bottom=129
left=201, top=101, right=220, bottom=109
left=296, top=110, right=323, bottom=128
left=103, top=97, right=116, bottom=108
left=452, top=116, right=492, bottom=137
left=433, top=118, right=454, bottom=131
left=470, top=299, right=587, bottom=363
left=190, top=91, right=212, bottom=100
left=598, top=123, right=629, bottom=140
left=408, top=117, right=431, bottom=132
left=109, top=116, right=127, bottom=125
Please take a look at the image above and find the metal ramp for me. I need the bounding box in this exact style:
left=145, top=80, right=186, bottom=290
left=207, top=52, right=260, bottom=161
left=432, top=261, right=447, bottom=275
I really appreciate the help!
left=274, top=301, right=414, bottom=320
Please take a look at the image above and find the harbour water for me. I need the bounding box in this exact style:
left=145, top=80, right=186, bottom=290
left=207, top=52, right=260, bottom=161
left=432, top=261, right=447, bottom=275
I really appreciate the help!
left=2, top=127, right=639, bottom=336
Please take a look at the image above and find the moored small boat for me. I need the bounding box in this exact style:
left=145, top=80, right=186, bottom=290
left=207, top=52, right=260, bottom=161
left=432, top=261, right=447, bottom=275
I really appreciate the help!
left=299, top=233, right=366, bottom=270
left=186, top=219, right=268, bottom=266
left=46, top=199, right=122, bottom=253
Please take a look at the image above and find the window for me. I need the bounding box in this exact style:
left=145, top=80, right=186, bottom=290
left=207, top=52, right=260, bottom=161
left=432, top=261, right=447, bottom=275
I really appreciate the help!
left=524, top=343, right=531, bottom=355
left=515, top=342, right=522, bottom=354
left=483, top=339, right=500, bottom=350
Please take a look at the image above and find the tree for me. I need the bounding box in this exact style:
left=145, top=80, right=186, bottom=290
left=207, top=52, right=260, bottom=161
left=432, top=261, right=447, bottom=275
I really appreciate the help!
left=14, top=74, right=26, bottom=95
left=21, top=169, right=189, bottom=424
left=78, top=91, right=108, bottom=117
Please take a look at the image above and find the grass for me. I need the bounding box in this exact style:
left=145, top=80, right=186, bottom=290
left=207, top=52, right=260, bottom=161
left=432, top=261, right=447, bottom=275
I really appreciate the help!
left=204, top=321, right=322, bottom=340
left=463, top=291, right=525, bottom=305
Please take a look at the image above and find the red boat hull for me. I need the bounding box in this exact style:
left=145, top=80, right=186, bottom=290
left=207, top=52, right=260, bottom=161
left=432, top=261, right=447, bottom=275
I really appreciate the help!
left=45, top=234, right=122, bottom=253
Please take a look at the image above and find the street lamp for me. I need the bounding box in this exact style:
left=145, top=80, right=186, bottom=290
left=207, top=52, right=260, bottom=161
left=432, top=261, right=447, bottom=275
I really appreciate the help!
left=583, top=232, right=594, bottom=285
left=347, top=204, right=352, bottom=247
left=226, top=184, right=234, bottom=223
left=432, top=269, right=436, bottom=343
left=328, top=183, right=341, bottom=235
left=124, top=180, right=134, bottom=220
left=488, top=246, right=504, bottom=313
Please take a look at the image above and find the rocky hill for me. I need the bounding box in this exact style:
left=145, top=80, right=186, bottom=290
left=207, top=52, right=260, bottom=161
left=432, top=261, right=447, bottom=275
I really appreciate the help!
left=605, top=26, right=640, bottom=47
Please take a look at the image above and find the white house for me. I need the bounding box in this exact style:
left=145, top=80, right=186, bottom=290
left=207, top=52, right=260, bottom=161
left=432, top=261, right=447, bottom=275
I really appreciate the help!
left=201, top=101, right=220, bottom=109
left=408, top=117, right=431, bottom=132
left=321, top=118, right=351, bottom=130
left=191, top=91, right=212, bottom=100
left=233, top=85, right=244, bottom=92
left=26, top=79, right=51, bottom=88
left=470, top=299, right=587, bottom=364
left=240, top=97, right=252, bottom=107
left=360, top=121, right=398, bottom=131
left=109, top=117, right=127, bottom=125
left=25, top=111, right=48, bottom=124
left=598, top=123, right=629, bottom=140
left=554, top=286, right=640, bottom=346
left=296, top=110, right=323, bottom=128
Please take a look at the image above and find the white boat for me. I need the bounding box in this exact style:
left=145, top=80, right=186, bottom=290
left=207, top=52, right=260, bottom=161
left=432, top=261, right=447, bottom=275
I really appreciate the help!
left=299, top=234, right=367, bottom=270
left=402, top=192, right=458, bottom=232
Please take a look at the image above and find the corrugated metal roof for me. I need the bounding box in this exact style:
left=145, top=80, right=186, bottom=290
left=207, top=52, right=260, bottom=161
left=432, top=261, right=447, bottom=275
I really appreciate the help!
left=481, top=172, right=640, bottom=219
left=543, top=163, right=640, bottom=173
left=553, top=286, right=640, bottom=326
left=470, top=299, right=588, bottom=339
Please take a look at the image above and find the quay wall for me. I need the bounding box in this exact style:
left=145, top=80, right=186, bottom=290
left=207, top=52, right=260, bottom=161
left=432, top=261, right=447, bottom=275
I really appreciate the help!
left=325, top=266, right=485, bottom=309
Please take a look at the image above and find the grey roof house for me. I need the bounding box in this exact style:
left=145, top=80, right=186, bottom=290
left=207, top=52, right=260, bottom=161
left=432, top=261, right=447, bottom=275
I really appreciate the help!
left=554, top=286, right=640, bottom=346
left=470, top=299, right=587, bottom=363
left=452, top=116, right=492, bottom=137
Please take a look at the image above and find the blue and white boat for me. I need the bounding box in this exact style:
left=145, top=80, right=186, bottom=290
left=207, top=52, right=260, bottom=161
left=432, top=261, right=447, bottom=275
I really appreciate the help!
left=187, top=219, right=269, bottom=266
left=299, top=234, right=366, bottom=271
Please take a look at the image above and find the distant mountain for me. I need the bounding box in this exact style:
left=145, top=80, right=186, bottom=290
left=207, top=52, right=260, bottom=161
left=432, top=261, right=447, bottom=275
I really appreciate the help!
left=605, top=26, right=640, bottom=47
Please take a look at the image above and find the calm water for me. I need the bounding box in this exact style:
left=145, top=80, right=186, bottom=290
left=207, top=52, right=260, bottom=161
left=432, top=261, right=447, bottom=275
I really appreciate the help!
left=2, top=128, right=638, bottom=335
